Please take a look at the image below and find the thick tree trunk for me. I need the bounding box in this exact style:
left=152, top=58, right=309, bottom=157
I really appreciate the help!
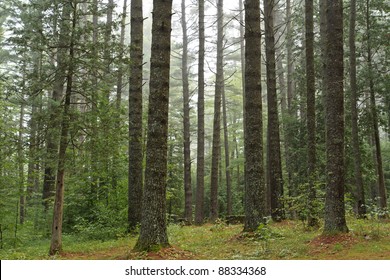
left=323, top=0, right=348, bottom=234
left=49, top=1, right=76, bottom=255
left=349, top=0, right=366, bottom=218
left=128, top=0, right=144, bottom=232
left=134, top=0, right=172, bottom=251
left=243, top=0, right=266, bottom=232
left=265, top=0, right=284, bottom=222
left=195, top=0, right=205, bottom=225
left=181, top=0, right=192, bottom=223
left=305, top=0, right=319, bottom=227
left=210, top=0, right=224, bottom=222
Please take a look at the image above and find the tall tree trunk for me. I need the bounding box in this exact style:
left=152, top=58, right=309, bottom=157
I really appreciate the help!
left=305, top=0, right=319, bottom=227
left=265, top=0, right=284, bottom=222
left=134, top=0, right=172, bottom=251
left=285, top=0, right=295, bottom=215
left=128, top=0, right=144, bottom=232
left=181, top=0, right=192, bottom=223
left=349, top=0, right=366, bottom=218
left=18, top=99, right=25, bottom=225
left=195, top=0, right=205, bottom=225
left=323, top=0, right=348, bottom=234
left=366, top=0, right=387, bottom=214
left=42, top=1, right=67, bottom=214
left=116, top=0, right=127, bottom=110
left=210, top=0, right=224, bottom=222
left=222, top=89, right=232, bottom=216
left=243, top=0, right=266, bottom=232
left=49, top=1, right=77, bottom=255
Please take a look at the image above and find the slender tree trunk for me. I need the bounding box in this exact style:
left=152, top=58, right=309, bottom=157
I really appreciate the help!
left=323, top=0, right=348, bottom=234
left=305, top=0, right=319, bottom=227
left=116, top=0, right=127, bottom=110
left=181, top=0, right=192, bottom=223
left=210, top=0, right=224, bottom=222
left=42, top=1, right=67, bottom=214
left=134, top=0, right=173, bottom=251
left=128, top=0, right=144, bottom=232
left=18, top=99, right=25, bottom=225
left=349, top=0, right=366, bottom=218
left=243, top=0, right=266, bottom=232
left=222, top=89, right=232, bottom=216
left=265, top=0, right=284, bottom=222
left=285, top=0, right=295, bottom=215
left=366, top=0, right=387, bottom=214
left=49, top=1, right=77, bottom=255
left=195, top=0, right=205, bottom=225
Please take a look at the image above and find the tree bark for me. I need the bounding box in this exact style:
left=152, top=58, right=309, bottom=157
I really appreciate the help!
left=323, top=0, right=348, bottom=234
left=210, top=0, right=224, bottom=222
left=349, top=0, right=366, bottom=218
left=181, top=0, right=192, bottom=223
left=195, top=0, right=205, bottom=225
left=243, top=0, right=266, bottom=232
left=128, top=0, right=144, bottom=232
left=134, top=0, right=172, bottom=251
left=264, top=0, right=284, bottom=222
left=305, top=0, right=319, bottom=227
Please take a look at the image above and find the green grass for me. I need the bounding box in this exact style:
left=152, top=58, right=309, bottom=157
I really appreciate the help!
left=1, top=218, right=389, bottom=260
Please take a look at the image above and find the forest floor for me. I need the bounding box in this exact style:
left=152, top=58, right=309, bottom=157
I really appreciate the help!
left=2, top=218, right=390, bottom=260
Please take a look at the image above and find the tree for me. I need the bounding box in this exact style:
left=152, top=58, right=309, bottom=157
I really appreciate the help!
left=366, top=0, right=387, bottom=215
left=49, top=0, right=77, bottom=255
left=323, top=0, right=348, bottom=234
left=181, top=0, right=192, bottom=223
left=134, top=0, right=173, bottom=251
left=195, top=0, right=205, bottom=225
left=349, top=0, right=366, bottom=218
left=305, top=0, right=319, bottom=227
left=264, top=0, right=284, bottom=222
left=222, top=89, right=232, bottom=216
left=210, top=0, right=224, bottom=222
left=128, top=0, right=144, bottom=232
left=243, top=0, right=266, bottom=232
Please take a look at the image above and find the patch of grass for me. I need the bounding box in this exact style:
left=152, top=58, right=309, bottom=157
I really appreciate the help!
left=1, top=218, right=389, bottom=259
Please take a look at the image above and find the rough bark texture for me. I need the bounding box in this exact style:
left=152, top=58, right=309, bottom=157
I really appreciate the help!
left=49, top=1, right=76, bottom=255
left=243, top=0, right=266, bottom=232
left=264, top=0, right=284, bottom=222
left=323, top=0, right=348, bottom=234
left=128, top=0, right=143, bottom=232
left=366, top=0, right=387, bottom=214
left=181, top=0, right=192, bottom=223
left=195, top=0, right=205, bottom=225
left=210, top=0, right=224, bottom=222
left=134, top=0, right=172, bottom=251
left=305, top=0, right=319, bottom=227
left=349, top=0, right=366, bottom=218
